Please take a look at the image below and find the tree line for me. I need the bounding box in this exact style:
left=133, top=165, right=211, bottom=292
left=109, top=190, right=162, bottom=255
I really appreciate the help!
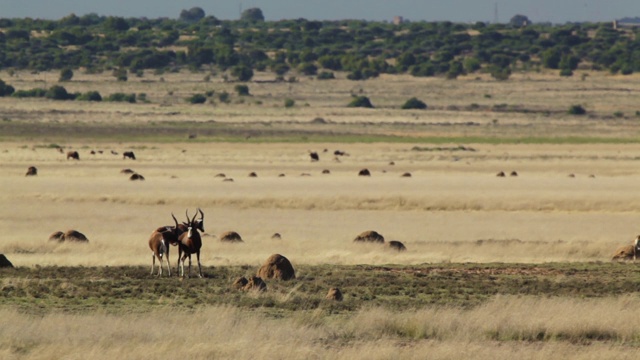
left=0, top=7, right=639, bottom=81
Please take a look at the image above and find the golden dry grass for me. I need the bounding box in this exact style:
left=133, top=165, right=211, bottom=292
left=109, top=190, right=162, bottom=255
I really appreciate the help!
left=2, top=141, right=640, bottom=266
left=1, top=296, right=640, bottom=359
left=2, top=70, right=640, bottom=359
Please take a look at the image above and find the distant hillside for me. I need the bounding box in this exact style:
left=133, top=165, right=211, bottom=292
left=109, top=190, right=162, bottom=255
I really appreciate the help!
left=618, top=17, right=640, bottom=23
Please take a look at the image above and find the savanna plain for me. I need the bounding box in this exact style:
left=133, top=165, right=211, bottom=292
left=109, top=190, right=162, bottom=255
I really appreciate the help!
left=2, top=70, right=640, bottom=359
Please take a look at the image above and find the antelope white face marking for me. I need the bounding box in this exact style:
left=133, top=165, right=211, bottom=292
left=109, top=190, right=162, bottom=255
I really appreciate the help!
left=188, top=226, right=193, bottom=238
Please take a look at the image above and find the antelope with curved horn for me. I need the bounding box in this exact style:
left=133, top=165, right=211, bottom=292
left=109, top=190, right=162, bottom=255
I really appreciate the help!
left=148, top=213, right=182, bottom=277
left=177, top=209, right=204, bottom=278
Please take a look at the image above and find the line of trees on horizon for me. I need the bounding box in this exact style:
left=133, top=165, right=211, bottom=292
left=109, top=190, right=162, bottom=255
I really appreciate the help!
left=0, top=6, right=639, bottom=82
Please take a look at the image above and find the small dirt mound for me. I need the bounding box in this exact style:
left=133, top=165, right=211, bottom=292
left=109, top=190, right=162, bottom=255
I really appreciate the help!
left=612, top=245, right=636, bottom=261
left=354, top=230, right=384, bottom=243
left=387, top=240, right=407, bottom=251
left=48, top=231, right=65, bottom=242
left=401, top=172, right=411, bottom=177
left=244, top=276, right=267, bottom=292
left=358, top=169, right=371, bottom=176
left=130, top=173, right=145, bottom=181
left=214, top=173, right=226, bottom=178
left=271, top=233, right=282, bottom=240
left=496, top=171, right=506, bottom=177
left=322, top=169, right=331, bottom=174
left=25, top=166, right=38, bottom=176
left=232, top=276, right=248, bottom=289
left=0, top=254, right=14, bottom=268
left=223, top=178, right=234, bottom=182
left=257, top=254, right=295, bottom=280
left=248, top=172, right=258, bottom=177
left=220, top=231, right=243, bottom=243
left=325, top=287, right=343, bottom=301
left=120, top=168, right=135, bottom=174
left=64, top=230, right=89, bottom=242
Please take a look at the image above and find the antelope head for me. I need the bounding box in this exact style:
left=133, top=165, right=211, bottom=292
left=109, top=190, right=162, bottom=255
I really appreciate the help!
left=195, top=208, right=204, bottom=232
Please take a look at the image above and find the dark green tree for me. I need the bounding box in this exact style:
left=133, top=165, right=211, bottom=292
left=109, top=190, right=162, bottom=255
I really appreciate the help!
left=59, top=68, right=73, bottom=82
left=241, top=8, right=264, bottom=22
left=348, top=96, right=374, bottom=108
left=179, top=7, right=205, bottom=23
left=231, top=65, right=253, bottom=82
left=401, top=97, right=427, bottom=110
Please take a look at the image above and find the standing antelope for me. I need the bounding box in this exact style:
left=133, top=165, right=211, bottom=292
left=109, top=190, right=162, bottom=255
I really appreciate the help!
left=148, top=214, right=182, bottom=277
left=635, top=235, right=640, bottom=260
left=178, top=209, right=204, bottom=278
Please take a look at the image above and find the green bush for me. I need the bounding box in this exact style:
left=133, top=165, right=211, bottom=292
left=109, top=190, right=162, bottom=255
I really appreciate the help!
left=568, top=104, right=586, bottom=115
left=284, top=98, right=295, bottom=108
left=106, top=93, right=136, bottom=103
left=0, top=79, right=15, bottom=97
left=45, top=85, right=74, bottom=100
left=59, top=68, right=74, bottom=82
left=187, top=94, right=207, bottom=104
left=317, top=71, right=335, bottom=80
left=234, top=84, right=250, bottom=96
left=401, top=97, right=427, bottom=110
left=347, top=96, right=374, bottom=108
left=559, top=68, right=573, bottom=77
left=218, top=91, right=230, bottom=103
left=12, top=88, right=45, bottom=98
left=76, top=91, right=102, bottom=101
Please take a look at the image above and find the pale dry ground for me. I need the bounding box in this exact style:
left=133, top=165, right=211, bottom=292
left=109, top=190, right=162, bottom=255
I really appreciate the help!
left=2, top=141, right=640, bottom=267
left=2, top=69, right=640, bottom=140
left=1, top=296, right=640, bottom=360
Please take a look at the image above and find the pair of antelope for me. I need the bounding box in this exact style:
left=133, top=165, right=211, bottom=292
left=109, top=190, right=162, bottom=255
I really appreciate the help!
left=148, top=209, right=204, bottom=278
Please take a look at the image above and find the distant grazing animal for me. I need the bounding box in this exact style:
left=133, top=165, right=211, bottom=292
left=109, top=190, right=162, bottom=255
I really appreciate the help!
left=25, top=166, right=38, bottom=176
left=248, top=172, right=258, bottom=177
left=322, top=169, right=330, bottom=174
left=148, top=214, right=181, bottom=277
left=111, top=150, right=118, bottom=155
left=334, top=150, right=347, bottom=156
left=90, top=150, right=96, bottom=155
left=496, top=171, right=506, bottom=177
left=388, top=161, right=395, bottom=166
left=66, top=151, right=79, bottom=160
left=309, top=151, right=319, bottom=162
left=177, top=209, right=204, bottom=278
left=123, top=151, right=136, bottom=160
left=510, top=171, right=518, bottom=177
left=358, top=169, right=371, bottom=176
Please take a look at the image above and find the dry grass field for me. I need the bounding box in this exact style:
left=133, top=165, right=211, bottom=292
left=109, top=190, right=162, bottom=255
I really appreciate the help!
left=2, top=69, right=640, bottom=359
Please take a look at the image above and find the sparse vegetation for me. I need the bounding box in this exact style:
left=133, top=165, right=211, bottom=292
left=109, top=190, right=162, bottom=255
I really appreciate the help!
left=348, top=96, right=374, bottom=108
left=568, top=104, right=586, bottom=115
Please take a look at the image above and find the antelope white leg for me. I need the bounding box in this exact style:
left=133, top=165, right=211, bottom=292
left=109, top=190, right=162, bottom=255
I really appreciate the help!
left=197, top=251, right=202, bottom=278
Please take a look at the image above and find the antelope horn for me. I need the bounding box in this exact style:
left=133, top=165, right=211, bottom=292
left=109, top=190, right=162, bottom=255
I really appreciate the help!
left=185, top=209, right=190, bottom=224
left=171, top=213, right=179, bottom=228
left=191, top=209, right=197, bottom=224
left=198, top=208, right=204, bottom=220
